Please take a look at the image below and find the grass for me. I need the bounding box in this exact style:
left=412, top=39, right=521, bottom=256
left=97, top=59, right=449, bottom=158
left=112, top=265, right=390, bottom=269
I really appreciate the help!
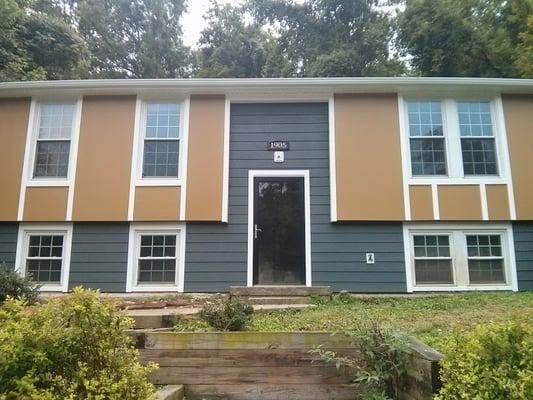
left=174, top=292, right=533, bottom=352
left=249, top=292, right=533, bottom=351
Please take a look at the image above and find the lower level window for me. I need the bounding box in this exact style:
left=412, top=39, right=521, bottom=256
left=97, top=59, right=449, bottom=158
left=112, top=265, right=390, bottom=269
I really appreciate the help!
left=409, top=227, right=511, bottom=290
left=138, top=234, right=177, bottom=284
left=26, top=235, right=64, bottom=283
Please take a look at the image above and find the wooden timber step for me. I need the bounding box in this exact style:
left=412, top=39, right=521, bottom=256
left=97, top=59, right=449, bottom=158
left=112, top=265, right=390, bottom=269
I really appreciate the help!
left=230, top=285, right=331, bottom=297
left=157, top=385, right=184, bottom=400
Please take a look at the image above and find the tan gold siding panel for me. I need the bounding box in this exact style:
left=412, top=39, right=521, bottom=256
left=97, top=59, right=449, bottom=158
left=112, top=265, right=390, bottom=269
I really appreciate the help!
left=334, top=94, right=404, bottom=220
left=502, top=95, right=533, bottom=220
left=134, top=186, right=181, bottom=221
left=23, top=187, right=68, bottom=221
left=0, top=98, right=30, bottom=221
left=438, top=185, right=482, bottom=221
left=486, top=184, right=510, bottom=220
left=72, top=96, right=135, bottom=221
left=185, top=95, right=225, bottom=221
left=409, top=185, right=433, bottom=220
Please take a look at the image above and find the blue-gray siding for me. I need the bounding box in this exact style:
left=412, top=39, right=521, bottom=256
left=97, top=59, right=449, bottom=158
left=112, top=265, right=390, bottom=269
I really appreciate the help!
left=513, top=222, right=533, bottom=291
left=0, top=223, right=18, bottom=267
left=185, top=103, right=407, bottom=292
left=69, top=223, right=129, bottom=292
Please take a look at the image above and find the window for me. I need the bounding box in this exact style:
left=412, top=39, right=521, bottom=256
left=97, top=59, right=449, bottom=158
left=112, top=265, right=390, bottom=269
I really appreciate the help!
left=127, top=224, right=185, bottom=292
left=33, top=103, right=75, bottom=178
left=138, top=234, right=177, bottom=284
left=407, top=101, right=447, bottom=176
left=458, top=102, right=498, bottom=175
left=413, top=235, right=453, bottom=284
left=16, top=224, right=72, bottom=292
left=142, top=103, right=180, bottom=178
left=466, top=235, right=505, bottom=283
left=407, top=226, right=514, bottom=291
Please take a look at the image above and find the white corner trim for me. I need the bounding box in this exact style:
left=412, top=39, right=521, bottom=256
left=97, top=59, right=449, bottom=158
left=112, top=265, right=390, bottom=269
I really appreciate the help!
left=179, top=96, right=191, bottom=220
left=66, top=97, right=83, bottom=220
left=17, top=99, right=37, bottom=221
left=126, top=222, right=187, bottom=293
left=127, top=97, right=142, bottom=221
left=397, top=95, right=411, bottom=221
left=221, top=97, right=230, bottom=223
left=15, top=223, right=73, bottom=292
left=402, top=223, right=414, bottom=293
left=328, top=96, right=338, bottom=222
left=431, top=184, right=440, bottom=220
left=246, top=170, right=312, bottom=287
left=507, top=226, right=519, bottom=291
left=480, top=183, right=489, bottom=220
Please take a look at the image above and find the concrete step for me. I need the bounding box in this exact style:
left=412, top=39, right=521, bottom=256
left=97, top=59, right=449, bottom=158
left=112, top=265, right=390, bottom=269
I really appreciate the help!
left=245, top=296, right=311, bottom=305
left=230, top=285, right=331, bottom=297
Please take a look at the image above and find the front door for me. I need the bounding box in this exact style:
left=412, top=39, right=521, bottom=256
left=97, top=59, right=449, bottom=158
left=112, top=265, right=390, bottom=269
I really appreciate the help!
left=253, top=177, right=306, bottom=285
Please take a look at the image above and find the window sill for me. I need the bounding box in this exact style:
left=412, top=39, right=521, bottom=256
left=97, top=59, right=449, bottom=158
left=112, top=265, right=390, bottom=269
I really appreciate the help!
left=38, top=284, right=67, bottom=292
left=408, top=176, right=506, bottom=185
left=131, top=285, right=180, bottom=292
left=26, top=179, right=70, bottom=187
left=136, top=179, right=183, bottom=187
left=412, top=285, right=514, bottom=292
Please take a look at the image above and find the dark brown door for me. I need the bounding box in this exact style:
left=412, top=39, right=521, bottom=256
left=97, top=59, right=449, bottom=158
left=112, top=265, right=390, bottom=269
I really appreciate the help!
left=253, top=177, right=306, bottom=285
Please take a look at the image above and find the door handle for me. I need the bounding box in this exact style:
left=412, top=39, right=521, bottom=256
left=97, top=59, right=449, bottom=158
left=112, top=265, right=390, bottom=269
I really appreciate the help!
left=254, top=224, right=262, bottom=239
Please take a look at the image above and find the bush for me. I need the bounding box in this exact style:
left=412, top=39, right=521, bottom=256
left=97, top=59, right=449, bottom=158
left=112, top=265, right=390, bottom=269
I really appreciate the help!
left=436, top=321, right=533, bottom=400
left=0, top=263, right=39, bottom=305
left=0, top=287, right=158, bottom=400
left=199, top=296, right=254, bottom=331
left=312, top=320, right=410, bottom=400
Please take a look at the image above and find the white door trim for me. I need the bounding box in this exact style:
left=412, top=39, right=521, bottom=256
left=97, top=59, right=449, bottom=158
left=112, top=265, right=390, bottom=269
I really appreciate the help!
left=247, top=170, right=312, bottom=287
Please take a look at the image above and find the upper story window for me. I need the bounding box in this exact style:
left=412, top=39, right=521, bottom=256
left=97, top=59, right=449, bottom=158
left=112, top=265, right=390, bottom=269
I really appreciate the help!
left=407, top=101, right=447, bottom=176
left=142, top=103, right=181, bottom=178
left=404, top=99, right=502, bottom=179
left=33, top=103, right=75, bottom=178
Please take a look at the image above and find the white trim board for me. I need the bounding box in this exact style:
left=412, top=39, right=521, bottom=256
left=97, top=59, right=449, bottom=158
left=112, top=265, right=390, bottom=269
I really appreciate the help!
left=221, top=97, right=230, bottom=223
left=328, top=96, right=338, bottom=222
left=246, top=170, right=312, bottom=287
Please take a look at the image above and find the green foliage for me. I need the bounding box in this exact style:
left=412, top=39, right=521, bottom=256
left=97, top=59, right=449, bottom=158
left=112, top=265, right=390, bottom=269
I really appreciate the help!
left=173, top=314, right=214, bottom=332
left=435, top=321, right=533, bottom=400
left=398, top=0, right=533, bottom=77
left=312, top=321, right=410, bottom=400
left=0, top=287, right=157, bottom=400
left=199, top=296, right=254, bottom=331
left=0, top=263, right=39, bottom=305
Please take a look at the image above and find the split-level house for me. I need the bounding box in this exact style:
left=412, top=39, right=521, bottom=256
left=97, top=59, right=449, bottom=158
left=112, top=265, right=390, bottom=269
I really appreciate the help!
left=0, top=78, right=532, bottom=294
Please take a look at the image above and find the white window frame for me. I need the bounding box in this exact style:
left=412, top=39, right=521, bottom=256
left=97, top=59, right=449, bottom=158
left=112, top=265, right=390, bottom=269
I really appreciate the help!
left=133, top=99, right=186, bottom=186
left=126, top=223, right=186, bottom=292
left=399, top=97, right=510, bottom=184
left=23, top=99, right=82, bottom=187
left=403, top=223, right=517, bottom=292
left=15, top=223, right=73, bottom=292
left=412, top=233, right=456, bottom=286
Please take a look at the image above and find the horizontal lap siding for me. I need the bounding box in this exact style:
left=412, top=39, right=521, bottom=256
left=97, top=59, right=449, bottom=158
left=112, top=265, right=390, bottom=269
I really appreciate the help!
left=185, top=103, right=406, bottom=292
left=0, top=223, right=18, bottom=266
left=513, top=222, right=533, bottom=291
left=69, top=223, right=129, bottom=292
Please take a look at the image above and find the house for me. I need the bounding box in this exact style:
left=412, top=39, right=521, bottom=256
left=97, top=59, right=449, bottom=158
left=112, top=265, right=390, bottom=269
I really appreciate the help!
left=0, top=78, right=532, bottom=294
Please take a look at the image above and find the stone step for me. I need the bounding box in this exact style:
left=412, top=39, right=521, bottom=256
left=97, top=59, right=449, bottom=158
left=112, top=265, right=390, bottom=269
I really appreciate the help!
left=230, top=286, right=331, bottom=297
left=245, top=296, right=311, bottom=305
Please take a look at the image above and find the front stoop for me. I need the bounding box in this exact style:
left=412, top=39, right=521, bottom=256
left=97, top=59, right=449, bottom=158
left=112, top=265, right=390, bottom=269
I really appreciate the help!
left=230, top=285, right=332, bottom=297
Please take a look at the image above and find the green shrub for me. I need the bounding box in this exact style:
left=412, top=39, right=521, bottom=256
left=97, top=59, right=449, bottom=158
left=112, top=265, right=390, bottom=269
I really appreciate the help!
left=0, top=263, right=40, bottom=305
left=199, top=296, right=254, bottom=331
left=436, top=321, right=533, bottom=400
left=0, top=287, right=158, bottom=400
left=312, top=320, right=410, bottom=400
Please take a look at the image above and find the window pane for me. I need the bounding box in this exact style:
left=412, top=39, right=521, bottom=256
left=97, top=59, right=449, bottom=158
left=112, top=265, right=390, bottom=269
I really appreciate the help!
left=145, top=103, right=180, bottom=139
left=468, top=259, right=505, bottom=284
left=26, top=259, right=62, bottom=283
left=39, top=103, right=74, bottom=139
left=33, top=141, right=70, bottom=177
left=142, top=140, right=179, bottom=177
left=138, top=259, right=176, bottom=283
left=461, top=138, right=498, bottom=175
left=415, top=259, right=453, bottom=284
left=458, top=101, right=493, bottom=137
left=410, top=138, right=447, bottom=176
left=407, top=101, right=443, bottom=137
left=413, top=235, right=450, bottom=258
left=466, top=235, right=502, bottom=258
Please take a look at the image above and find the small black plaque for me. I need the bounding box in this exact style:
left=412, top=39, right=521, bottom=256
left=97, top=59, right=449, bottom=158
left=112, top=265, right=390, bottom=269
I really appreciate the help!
left=267, top=141, right=290, bottom=151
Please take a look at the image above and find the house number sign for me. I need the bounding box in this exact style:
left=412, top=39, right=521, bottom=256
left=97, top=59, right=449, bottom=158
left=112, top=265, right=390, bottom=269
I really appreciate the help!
left=267, top=141, right=290, bottom=151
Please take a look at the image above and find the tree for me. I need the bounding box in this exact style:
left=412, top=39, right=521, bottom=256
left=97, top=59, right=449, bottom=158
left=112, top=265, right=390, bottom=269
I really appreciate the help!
left=0, top=0, right=88, bottom=81
left=398, top=0, right=533, bottom=77
left=517, top=16, right=533, bottom=77
left=195, top=2, right=273, bottom=78
left=247, top=0, right=405, bottom=77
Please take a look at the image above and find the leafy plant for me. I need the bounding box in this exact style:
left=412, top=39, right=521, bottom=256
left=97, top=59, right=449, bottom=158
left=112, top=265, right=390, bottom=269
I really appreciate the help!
left=0, top=263, right=40, bottom=305
left=311, top=320, right=410, bottom=400
left=435, top=321, right=533, bottom=400
left=199, top=296, right=254, bottom=331
left=0, top=287, right=158, bottom=400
